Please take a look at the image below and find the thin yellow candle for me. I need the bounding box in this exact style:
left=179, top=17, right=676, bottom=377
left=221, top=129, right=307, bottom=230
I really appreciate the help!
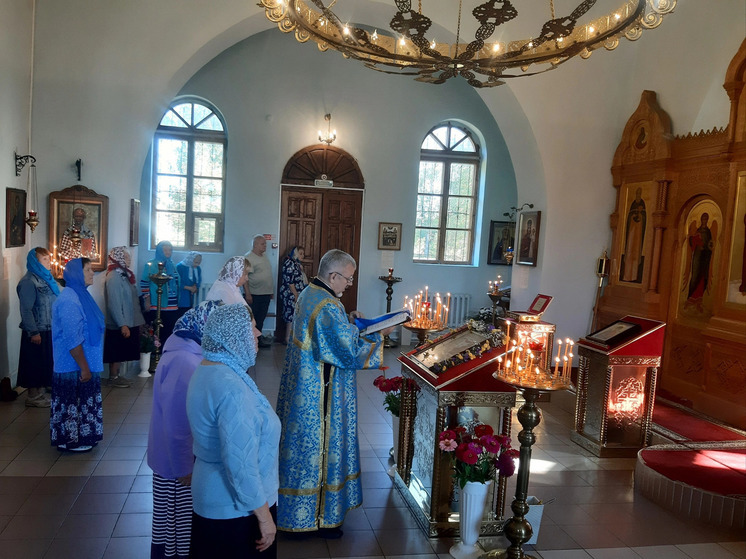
left=444, top=305, right=449, bottom=326
left=554, top=356, right=560, bottom=375
left=425, top=285, right=428, bottom=303
left=564, top=338, right=571, bottom=359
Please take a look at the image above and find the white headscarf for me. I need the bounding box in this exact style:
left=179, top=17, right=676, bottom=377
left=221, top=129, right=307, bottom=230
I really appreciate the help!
left=206, top=256, right=247, bottom=307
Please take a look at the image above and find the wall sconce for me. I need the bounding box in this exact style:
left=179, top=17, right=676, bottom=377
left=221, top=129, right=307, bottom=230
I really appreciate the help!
left=503, top=203, right=534, bottom=221
left=318, top=114, right=337, bottom=145
left=15, top=152, right=36, bottom=176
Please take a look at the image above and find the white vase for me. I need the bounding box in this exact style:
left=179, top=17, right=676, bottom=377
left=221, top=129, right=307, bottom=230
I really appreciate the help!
left=138, top=352, right=152, bottom=378
left=387, top=414, right=400, bottom=477
left=450, top=480, right=491, bottom=559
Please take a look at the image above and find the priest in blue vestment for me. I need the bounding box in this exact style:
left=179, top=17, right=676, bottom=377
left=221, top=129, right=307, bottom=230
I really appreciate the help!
left=276, top=249, right=393, bottom=538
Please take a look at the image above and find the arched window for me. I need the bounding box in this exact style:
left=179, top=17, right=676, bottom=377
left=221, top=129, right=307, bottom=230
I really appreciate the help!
left=413, top=122, right=480, bottom=264
left=152, top=99, right=226, bottom=251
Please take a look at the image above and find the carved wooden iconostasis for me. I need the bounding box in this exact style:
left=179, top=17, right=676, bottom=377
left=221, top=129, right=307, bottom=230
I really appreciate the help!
left=597, top=39, right=746, bottom=430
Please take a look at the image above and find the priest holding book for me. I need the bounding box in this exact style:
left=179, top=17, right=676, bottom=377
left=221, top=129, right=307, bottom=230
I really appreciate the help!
left=276, top=249, right=394, bottom=538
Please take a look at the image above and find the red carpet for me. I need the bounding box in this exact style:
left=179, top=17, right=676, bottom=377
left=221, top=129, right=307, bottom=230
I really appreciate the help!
left=639, top=447, right=746, bottom=497
left=652, top=401, right=746, bottom=442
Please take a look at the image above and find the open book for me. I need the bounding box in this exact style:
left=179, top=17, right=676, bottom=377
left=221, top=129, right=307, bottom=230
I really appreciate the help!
left=355, top=309, right=411, bottom=336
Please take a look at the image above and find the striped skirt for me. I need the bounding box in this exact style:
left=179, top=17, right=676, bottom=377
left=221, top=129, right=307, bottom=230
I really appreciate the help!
left=151, top=473, right=192, bottom=559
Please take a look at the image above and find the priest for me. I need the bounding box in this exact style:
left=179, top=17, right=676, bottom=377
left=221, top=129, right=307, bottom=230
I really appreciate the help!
left=276, top=249, right=393, bottom=538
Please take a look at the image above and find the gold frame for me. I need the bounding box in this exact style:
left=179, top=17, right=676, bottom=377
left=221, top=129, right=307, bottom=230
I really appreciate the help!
left=48, top=184, right=109, bottom=272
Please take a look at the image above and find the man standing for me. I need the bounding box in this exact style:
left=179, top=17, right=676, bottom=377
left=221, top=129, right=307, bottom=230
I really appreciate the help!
left=244, top=234, right=274, bottom=348
left=276, top=249, right=392, bottom=538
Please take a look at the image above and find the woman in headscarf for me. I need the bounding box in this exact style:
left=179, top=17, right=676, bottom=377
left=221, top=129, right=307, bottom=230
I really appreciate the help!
left=176, top=251, right=202, bottom=317
left=16, top=247, right=59, bottom=407
left=140, top=240, right=180, bottom=343
left=205, top=255, right=249, bottom=306
left=187, top=304, right=280, bottom=559
left=50, top=258, right=105, bottom=452
left=104, top=246, right=145, bottom=388
left=278, top=246, right=308, bottom=344
left=148, top=300, right=222, bottom=559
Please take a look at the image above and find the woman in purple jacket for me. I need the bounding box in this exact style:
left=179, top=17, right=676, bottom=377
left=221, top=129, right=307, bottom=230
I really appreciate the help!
left=147, top=300, right=222, bottom=559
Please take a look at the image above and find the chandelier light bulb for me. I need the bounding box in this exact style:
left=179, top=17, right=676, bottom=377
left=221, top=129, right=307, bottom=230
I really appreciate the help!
left=343, top=25, right=349, bottom=35
left=399, top=37, right=405, bottom=47
left=589, top=26, right=595, bottom=33
left=371, top=30, right=378, bottom=41
left=430, top=39, right=436, bottom=49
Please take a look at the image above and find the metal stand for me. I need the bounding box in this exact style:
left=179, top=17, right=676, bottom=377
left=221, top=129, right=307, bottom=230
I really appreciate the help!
left=403, top=325, right=439, bottom=348
left=149, top=262, right=172, bottom=370
left=378, top=270, right=402, bottom=348
left=488, top=292, right=503, bottom=326
left=484, top=387, right=544, bottom=559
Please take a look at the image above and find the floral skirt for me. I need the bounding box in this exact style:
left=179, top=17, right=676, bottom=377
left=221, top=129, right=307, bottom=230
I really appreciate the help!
left=50, top=371, right=103, bottom=448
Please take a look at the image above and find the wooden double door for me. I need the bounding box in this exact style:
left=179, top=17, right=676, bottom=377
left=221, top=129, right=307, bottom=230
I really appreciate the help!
left=279, top=186, right=362, bottom=313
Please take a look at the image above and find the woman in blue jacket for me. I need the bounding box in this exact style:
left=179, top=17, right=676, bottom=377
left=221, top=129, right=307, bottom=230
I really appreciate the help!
left=176, top=251, right=202, bottom=316
left=16, top=247, right=59, bottom=407
left=187, top=303, right=280, bottom=558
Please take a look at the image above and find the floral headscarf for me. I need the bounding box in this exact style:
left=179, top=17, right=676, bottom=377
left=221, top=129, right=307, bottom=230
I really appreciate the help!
left=63, top=258, right=105, bottom=348
left=26, top=248, right=60, bottom=295
left=202, top=303, right=268, bottom=408
left=202, top=303, right=256, bottom=375
left=172, top=300, right=222, bottom=344
left=107, top=246, right=135, bottom=284
left=216, top=256, right=246, bottom=286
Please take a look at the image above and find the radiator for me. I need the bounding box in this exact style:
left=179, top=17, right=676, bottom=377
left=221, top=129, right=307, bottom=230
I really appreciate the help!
left=426, top=292, right=471, bottom=328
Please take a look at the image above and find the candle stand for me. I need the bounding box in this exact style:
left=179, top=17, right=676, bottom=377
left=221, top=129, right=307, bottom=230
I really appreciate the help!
left=149, top=262, right=172, bottom=370
left=487, top=292, right=504, bottom=326
left=403, top=324, right=441, bottom=348
left=484, top=376, right=571, bottom=559
left=378, top=270, right=402, bottom=348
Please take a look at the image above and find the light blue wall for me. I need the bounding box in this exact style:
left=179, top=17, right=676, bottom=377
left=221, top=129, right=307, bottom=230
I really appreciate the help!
left=139, top=30, right=518, bottom=328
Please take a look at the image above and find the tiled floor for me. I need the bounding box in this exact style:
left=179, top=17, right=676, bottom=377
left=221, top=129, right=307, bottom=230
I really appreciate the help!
left=0, top=345, right=744, bottom=559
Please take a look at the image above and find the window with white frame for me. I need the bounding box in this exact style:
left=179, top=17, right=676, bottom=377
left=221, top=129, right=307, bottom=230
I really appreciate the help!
left=413, top=123, right=480, bottom=264
left=152, top=99, right=226, bottom=251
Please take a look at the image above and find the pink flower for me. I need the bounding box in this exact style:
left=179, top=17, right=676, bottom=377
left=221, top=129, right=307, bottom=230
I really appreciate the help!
left=480, top=435, right=501, bottom=453
left=439, top=439, right=457, bottom=452
left=439, top=429, right=456, bottom=441
left=497, top=452, right=516, bottom=477
left=456, top=443, right=479, bottom=465
left=474, top=424, right=494, bottom=437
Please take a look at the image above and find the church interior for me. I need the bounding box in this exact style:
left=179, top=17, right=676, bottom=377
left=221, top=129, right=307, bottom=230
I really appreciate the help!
left=1, top=1, right=745, bottom=558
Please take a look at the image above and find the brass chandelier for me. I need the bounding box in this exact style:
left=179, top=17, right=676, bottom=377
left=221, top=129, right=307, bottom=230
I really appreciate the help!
left=260, top=0, right=675, bottom=88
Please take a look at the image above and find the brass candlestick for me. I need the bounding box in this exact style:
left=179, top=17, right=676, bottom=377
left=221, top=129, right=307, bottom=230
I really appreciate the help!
left=378, top=269, right=402, bottom=348
left=149, top=262, right=172, bottom=370
left=402, top=324, right=440, bottom=347
left=488, top=291, right=504, bottom=326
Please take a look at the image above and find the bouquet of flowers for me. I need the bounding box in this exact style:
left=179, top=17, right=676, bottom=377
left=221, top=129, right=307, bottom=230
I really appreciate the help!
left=139, top=324, right=161, bottom=353
left=373, top=372, right=420, bottom=417
left=439, top=422, right=519, bottom=488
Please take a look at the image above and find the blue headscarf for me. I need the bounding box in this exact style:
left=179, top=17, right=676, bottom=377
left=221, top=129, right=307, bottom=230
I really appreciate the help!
left=154, top=241, right=178, bottom=292
left=178, top=251, right=202, bottom=285
left=172, top=300, right=221, bottom=344
left=202, top=304, right=257, bottom=375
left=63, top=258, right=105, bottom=348
left=26, top=248, right=60, bottom=295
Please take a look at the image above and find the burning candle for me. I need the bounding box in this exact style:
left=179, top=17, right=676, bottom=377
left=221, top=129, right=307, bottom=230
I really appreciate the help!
left=554, top=356, right=560, bottom=375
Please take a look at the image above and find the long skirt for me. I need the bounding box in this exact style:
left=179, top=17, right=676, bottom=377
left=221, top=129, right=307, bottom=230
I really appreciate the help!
left=50, top=371, right=103, bottom=448
left=17, top=330, right=53, bottom=389
left=191, top=504, right=277, bottom=559
left=103, top=325, right=141, bottom=363
left=151, top=473, right=192, bottom=559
